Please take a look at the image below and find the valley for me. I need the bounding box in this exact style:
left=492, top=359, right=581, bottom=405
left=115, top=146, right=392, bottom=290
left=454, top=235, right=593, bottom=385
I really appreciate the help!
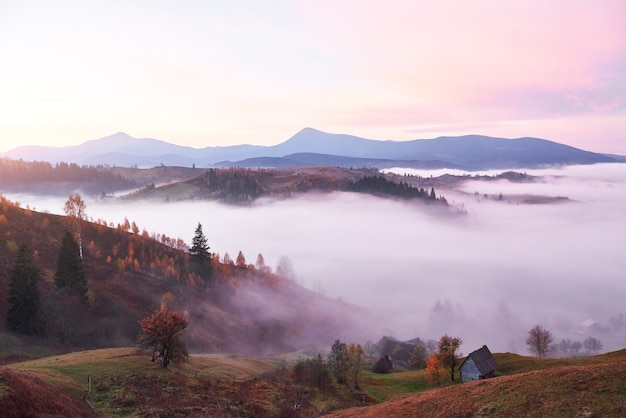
left=1, top=157, right=625, bottom=416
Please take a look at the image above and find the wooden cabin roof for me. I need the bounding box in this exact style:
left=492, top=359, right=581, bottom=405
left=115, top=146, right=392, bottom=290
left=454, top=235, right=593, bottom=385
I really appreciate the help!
left=460, top=345, right=497, bottom=375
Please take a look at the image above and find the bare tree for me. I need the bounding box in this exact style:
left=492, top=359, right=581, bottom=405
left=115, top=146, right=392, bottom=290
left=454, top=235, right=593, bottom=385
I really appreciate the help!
left=526, top=325, right=553, bottom=358
left=410, top=343, right=428, bottom=369
left=63, top=193, right=87, bottom=259
left=346, top=343, right=364, bottom=390
left=583, top=337, right=603, bottom=354
left=276, top=255, right=296, bottom=281
left=328, top=339, right=348, bottom=384
left=558, top=338, right=572, bottom=353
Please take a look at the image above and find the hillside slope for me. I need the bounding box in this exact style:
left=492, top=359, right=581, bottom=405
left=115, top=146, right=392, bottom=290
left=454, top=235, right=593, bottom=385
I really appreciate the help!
left=330, top=352, right=626, bottom=417
left=0, top=194, right=367, bottom=357
left=2, top=348, right=626, bottom=417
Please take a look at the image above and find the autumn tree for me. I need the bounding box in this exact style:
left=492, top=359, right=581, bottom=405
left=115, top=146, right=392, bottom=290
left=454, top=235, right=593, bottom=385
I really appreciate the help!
left=137, top=301, right=189, bottom=368
left=437, top=334, right=463, bottom=381
left=558, top=338, right=572, bottom=353
left=189, top=223, right=212, bottom=285
left=328, top=339, right=349, bottom=384
left=63, top=193, right=87, bottom=259
left=255, top=253, right=269, bottom=272
left=54, top=231, right=88, bottom=302
left=6, top=244, right=44, bottom=336
left=346, top=343, right=364, bottom=389
left=236, top=250, right=246, bottom=268
left=425, top=354, right=446, bottom=386
left=526, top=324, right=553, bottom=358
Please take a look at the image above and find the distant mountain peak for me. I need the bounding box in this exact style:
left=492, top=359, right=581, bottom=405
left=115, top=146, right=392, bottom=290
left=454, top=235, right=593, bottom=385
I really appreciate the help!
left=298, top=127, right=324, bottom=134
left=0, top=128, right=620, bottom=169
left=112, top=131, right=133, bottom=138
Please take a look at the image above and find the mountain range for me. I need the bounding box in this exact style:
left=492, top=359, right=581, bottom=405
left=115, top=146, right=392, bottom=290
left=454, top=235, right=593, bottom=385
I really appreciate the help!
left=3, top=128, right=622, bottom=170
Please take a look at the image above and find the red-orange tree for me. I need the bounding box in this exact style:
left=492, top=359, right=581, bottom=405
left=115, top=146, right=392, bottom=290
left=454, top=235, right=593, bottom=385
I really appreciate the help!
left=425, top=354, right=446, bottom=386
left=137, top=305, right=189, bottom=368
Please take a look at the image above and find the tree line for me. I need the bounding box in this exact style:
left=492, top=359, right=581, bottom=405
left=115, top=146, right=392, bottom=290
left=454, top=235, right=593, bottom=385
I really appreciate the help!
left=526, top=324, right=603, bottom=358
left=188, top=168, right=265, bottom=202
left=0, top=157, right=137, bottom=194
left=346, top=175, right=447, bottom=203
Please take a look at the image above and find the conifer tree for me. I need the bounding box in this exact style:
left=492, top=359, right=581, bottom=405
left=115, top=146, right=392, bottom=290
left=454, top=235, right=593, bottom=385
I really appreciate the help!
left=6, top=244, right=44, bottom=335
left=189, top=223, right=212, bottom=285
left=54, top=231, right=88, bottom=302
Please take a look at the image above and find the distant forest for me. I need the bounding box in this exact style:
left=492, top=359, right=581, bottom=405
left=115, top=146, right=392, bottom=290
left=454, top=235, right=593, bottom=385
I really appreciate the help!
left=347, top=175, right=447, bottom=203
left=0, top=158, right=449, bottom=205
left=186, top=168, right=448, bottom=204
left=0, top=158, right=137, bottom=195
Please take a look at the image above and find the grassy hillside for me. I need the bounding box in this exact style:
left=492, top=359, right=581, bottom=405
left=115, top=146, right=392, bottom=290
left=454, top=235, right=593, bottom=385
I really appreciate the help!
left=2, top=348, right=625, bottom=417
left=330, top=350, right=626, bottom=417
left=121, top=166, right=451, bottom=206
left=3, top=347, right=283, bottom=417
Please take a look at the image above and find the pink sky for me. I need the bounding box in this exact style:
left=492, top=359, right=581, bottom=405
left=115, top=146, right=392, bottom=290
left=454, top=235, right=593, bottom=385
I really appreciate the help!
left=1, top=1, right=625, bottom=154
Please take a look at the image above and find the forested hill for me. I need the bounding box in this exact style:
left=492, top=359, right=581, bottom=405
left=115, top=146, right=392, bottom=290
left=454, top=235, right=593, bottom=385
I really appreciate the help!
left=0, top=158, right=448, bottom=205
left=0, top=157, right=138, bottom=195
left=0, top=195, right=367, bottom=357
left=126, top=166, right=450, bottom=205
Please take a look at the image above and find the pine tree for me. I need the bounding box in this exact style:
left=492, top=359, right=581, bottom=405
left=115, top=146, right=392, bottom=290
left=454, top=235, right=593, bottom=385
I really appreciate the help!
left=6, top=244, right=44, bottom=335
left=189, top=223, right=212, bottom=285
left=54, top=231, right=88, bottom=302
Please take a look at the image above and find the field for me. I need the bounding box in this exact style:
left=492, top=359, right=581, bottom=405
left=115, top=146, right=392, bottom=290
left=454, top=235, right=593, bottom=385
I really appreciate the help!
left=2, top=346, right=626, bottom=417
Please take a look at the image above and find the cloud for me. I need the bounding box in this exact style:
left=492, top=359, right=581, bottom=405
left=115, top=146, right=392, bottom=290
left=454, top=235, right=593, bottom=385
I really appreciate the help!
left=5, top=163, right=626, bottom=354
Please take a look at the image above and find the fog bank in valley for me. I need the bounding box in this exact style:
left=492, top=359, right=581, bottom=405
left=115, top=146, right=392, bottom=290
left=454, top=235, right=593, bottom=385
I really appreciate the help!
left=5, top=163, right=626, bottom=355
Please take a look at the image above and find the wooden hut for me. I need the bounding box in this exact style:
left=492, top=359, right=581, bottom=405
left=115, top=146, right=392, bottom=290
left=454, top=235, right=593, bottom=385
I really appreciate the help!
left=372, top=355, right=393, bottom=374
left=458, top=345, right=497, bottom=383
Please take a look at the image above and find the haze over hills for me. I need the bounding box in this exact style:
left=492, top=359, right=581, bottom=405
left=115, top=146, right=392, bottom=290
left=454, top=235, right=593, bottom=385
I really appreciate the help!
left=2, top=128, right=620, bottom=170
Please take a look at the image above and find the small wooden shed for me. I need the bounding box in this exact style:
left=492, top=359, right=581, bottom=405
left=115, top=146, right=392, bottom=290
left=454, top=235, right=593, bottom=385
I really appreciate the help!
left=459, top=345, right=497, bottom=383
left=372, top=355, right=393, bottom=374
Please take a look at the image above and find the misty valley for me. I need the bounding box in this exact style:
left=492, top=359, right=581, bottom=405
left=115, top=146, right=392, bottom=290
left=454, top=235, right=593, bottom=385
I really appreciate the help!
left=1, top=157, right=625, bottom=416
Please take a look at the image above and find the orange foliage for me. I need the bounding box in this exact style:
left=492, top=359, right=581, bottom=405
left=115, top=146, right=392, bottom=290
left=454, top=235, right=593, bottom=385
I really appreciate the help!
left=137, top=304, right=189, bottom=368
left=426, top=354, right=446, bottom=386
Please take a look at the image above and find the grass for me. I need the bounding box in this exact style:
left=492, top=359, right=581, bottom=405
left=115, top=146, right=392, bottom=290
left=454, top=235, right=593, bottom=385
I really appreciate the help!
left=359, top=368, right=430, bottom=402
left=5, top=347, right=285, bottom=417
left=329, top=350, right=626, bottom=417
left=3, top=347, right=626, bottom=417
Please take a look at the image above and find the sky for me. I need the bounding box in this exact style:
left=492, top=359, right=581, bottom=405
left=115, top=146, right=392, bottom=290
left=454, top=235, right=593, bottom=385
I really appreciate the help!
left=1, top=1, right=625, bottom=154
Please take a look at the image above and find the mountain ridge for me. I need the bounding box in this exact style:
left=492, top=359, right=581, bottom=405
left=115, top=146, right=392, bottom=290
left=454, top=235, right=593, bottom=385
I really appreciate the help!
left=2, top=128, right=620, bottom=170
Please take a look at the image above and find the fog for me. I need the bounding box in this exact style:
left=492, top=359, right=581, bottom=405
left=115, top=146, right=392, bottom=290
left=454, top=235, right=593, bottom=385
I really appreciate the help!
left=4, top=163, right=626, bottom=355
